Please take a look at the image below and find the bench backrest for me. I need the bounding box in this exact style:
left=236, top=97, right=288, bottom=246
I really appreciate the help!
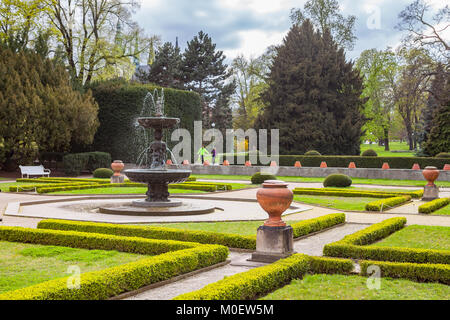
left=19, top=165, right=46, bottom=174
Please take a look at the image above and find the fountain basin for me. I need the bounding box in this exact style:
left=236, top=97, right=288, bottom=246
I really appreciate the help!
left=137, top=117, right=180, bottom=129
left=124, top=169, right=191, bottom=185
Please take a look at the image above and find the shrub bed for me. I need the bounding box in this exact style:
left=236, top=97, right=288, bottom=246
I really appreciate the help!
left=173, top=254, right=354, bottom=300
left=290, top=213, right=345, bottom=238
left=323, top=174, right=352, bottom=187
left=251, top=172, right=277, bottom=184
left=365, top=196, right=411, bottom=211
left=360, top=260, right=450, bottom=284
left=0, top=245, right=228, bottom=300
left=323, top=218, right=450, bottom=264
left=293, top=188, right=423, bottom=199
left=418, top=198, right=450, bottom=214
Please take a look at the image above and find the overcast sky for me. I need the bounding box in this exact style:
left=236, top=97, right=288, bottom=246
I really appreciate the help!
left=133, top=0, right=444, bottom=63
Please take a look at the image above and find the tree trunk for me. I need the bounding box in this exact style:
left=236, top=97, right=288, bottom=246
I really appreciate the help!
left=384, top=128, right=390, bottom=151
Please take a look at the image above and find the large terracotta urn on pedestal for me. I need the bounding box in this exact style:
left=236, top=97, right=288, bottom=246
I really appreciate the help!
left=256, top=180, right=293, bottom=227
left=422, top=166, right=440, bottom=201
left=111, top=160, right=124, bottom=176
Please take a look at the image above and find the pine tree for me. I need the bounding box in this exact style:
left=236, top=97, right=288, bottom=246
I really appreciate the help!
left=182, top=31, right=235, bottom=128
left=422, top=68, right=450, bottom=156
left=257, top=20, right=366, bottom=155
left=144, top=42, right=183, bottom=89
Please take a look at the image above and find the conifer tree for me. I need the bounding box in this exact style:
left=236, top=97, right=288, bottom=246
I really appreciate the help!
left=0, top=46, right=99, bottom=169
left=182, top=31, right=235, bottom=129
left=257, top=20, right=366, bottom=155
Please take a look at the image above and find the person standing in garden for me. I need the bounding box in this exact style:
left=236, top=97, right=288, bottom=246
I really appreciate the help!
left=198, top=145, right=209, bottom=164
left=211, top=147, right=216, bottom=165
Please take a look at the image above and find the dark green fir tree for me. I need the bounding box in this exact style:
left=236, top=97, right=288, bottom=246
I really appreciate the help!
left=257, top=20, right=366, bottom=155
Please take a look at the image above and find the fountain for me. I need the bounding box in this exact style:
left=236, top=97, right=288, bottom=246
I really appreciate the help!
left=98, top=90, right=215, bottom=216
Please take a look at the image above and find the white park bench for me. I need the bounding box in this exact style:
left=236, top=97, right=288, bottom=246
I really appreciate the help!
left=19, top=165, right=51, bottom=178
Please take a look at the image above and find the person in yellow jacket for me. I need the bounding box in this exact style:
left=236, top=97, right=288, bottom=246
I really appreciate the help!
left=197, top=145, right=209, bottom=164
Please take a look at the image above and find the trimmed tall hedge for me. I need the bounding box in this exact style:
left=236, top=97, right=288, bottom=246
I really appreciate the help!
left=173, top=254, right=354, bottom=300
left=87, top=80, right=202, bottom=162
left=323, top=218, right=450, bottom=264
left=360, top=260, right=450, bottom=284
left=0, top=245, right=228, bottom=300
left=63, top=152, right=111, bottom=176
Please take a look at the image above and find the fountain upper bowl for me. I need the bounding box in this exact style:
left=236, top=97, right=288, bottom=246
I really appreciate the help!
left=137, top=117, right=180, bottom=129
left=124, top=168, right=191, bottom=185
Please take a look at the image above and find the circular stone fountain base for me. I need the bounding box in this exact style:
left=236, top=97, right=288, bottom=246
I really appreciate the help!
left=131, top=200, right=183, bottom=208
left=98, top=202, right=216, bottom=216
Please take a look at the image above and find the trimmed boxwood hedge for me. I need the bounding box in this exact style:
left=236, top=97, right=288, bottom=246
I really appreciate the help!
left=0, top=245, right=228, bottom=300
left=37, top=214, right=346, bottom=250
left=276, top=155, right=448, bottom=169
left=323, top=174, right=352, bottom=187
left=418, top=198, right=450, bottom=214
left=323, top=218, right=450, bottom=264
left=365, top=196, right=411, bottom=211
left=93, top=168, right=114, bottom=178
left=251, top=172, right=277, bottom=184
left=173, top=254, right=354, bottom=300
left=360, top=260, right=450, bottom=284
left=293, top=188, right=423, bottom=199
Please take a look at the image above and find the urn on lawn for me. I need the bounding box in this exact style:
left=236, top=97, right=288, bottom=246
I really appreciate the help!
left=250, top=180, right=294, bottom=263
left=422, top=166, right=440, bottom=201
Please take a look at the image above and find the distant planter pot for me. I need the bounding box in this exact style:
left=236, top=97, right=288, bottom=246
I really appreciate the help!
left=245, top=161, right=252, bottom=167
left=182, top=160, right=190, bottom=165
left=423, top=166, right=439, bottom=187
left=382, top=163, right=390, bottom=170
left=412, top=163, right=420, bottom=170
left=223, top=160, right=230, bottom=166
left=444, top=164, right=450, bottom=171
left=294, top=161, right=302, bottom=168
left=320, top=162, right=327, bottom=168
left=256, top=180, right=293, bottom=227
left=166, top=159, right=173, bottom=165
left=203, top=160, right=210, bottom=166
left=111, top=160, right=124, bottom=176
left=348, top=162, right=356, bottom=169
left=270, top=161, right=277, bottom=167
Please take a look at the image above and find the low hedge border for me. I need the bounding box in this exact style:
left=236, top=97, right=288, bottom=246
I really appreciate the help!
left=293, top=188, right=423, bottom=199
left=0, top=244, right=228, bottom=300
left=323, top=218, right=450, bottom=264
left=9, top=182, right=94, bottom=192
left=37, top=214, right=346, bottom=250
left=360, top=260, right=450, bottom=284
left=418, top=198, right=450, bottom=214
left=35, top=183, right=144, bottom=194
left=16, top=178, right=112, bottom=184
left=365, top=196, right=411, bottom=212
left=37, top=219, right=257, bottom=249
left=173, top=254, right=354, bottom=300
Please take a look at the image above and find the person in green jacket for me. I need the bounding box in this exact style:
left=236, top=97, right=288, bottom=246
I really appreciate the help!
left=197, top=145, right=209, bottom=164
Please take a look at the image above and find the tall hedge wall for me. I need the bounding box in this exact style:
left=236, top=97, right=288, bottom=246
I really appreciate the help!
left=87, top=80, right=202, bottom=162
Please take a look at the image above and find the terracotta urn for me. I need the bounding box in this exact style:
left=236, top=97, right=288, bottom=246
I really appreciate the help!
left=382, top=162, right=390, bottom=170
left=270, top=161, right=277, bottom=167
left=423, top=166, right=440, bottom=187
left=444, top=164, right=450, bottom=171
left=320, top=161, right=327, bottom=168
left=294, top=161, right=302, bottom=168
left=223, top=160, right=230, bottom=166
left=245, top=161, right=252, bottom=167
left=412, top=163, right=420, bottom=170
left=348, top=162, right=356, bottom=169
left=256, top=180, right=293, bottom=227
left=111, top=160, right=124, bottom=176
left=182, top=160, right=190, bottom=165
left=166, top=159, right=173, bottom=165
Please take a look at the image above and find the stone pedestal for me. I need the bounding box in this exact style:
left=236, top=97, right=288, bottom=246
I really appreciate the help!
left=250, top=225, right=294, bottom=263
left=111, top=175, right=125, bottom=184
left=423, top=185, right=439, bottom=201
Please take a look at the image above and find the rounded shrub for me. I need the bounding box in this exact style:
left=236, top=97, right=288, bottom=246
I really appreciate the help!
left=93, top=168, right=114, bottom=179
left=435, top=152, right=450, bottom=158
left=305, top=150, right=321, bottom=156
left=361, top=149, right=378, bottom=157
left=251, top=172, right=277, bottom=184
left=323, top=174, right=352, bottom=188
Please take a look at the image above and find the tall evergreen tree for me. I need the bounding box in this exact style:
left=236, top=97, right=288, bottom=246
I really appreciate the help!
left=422, top=67, right=450, bottom=156
left=257, top=21, right=366, bottom=155
left=182, top=31, right=235, bottom=129
left=139, top=42, right=183, bottom=89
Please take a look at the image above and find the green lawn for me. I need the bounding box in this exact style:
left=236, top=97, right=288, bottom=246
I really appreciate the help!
left=0, top=241, right=145, bottom=294
left=193, top=175, right=450, bottom=187
left=261, top=274, right=450, bottom=300
left=293, top=195, right=374, bottom=211
left=360, top=141, right=415, bottom=157
left=433, top=204, right=450, bottom=216
left=370, top=225, right=450, bottom=251
left=145, top=220, right=306, bottom=236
